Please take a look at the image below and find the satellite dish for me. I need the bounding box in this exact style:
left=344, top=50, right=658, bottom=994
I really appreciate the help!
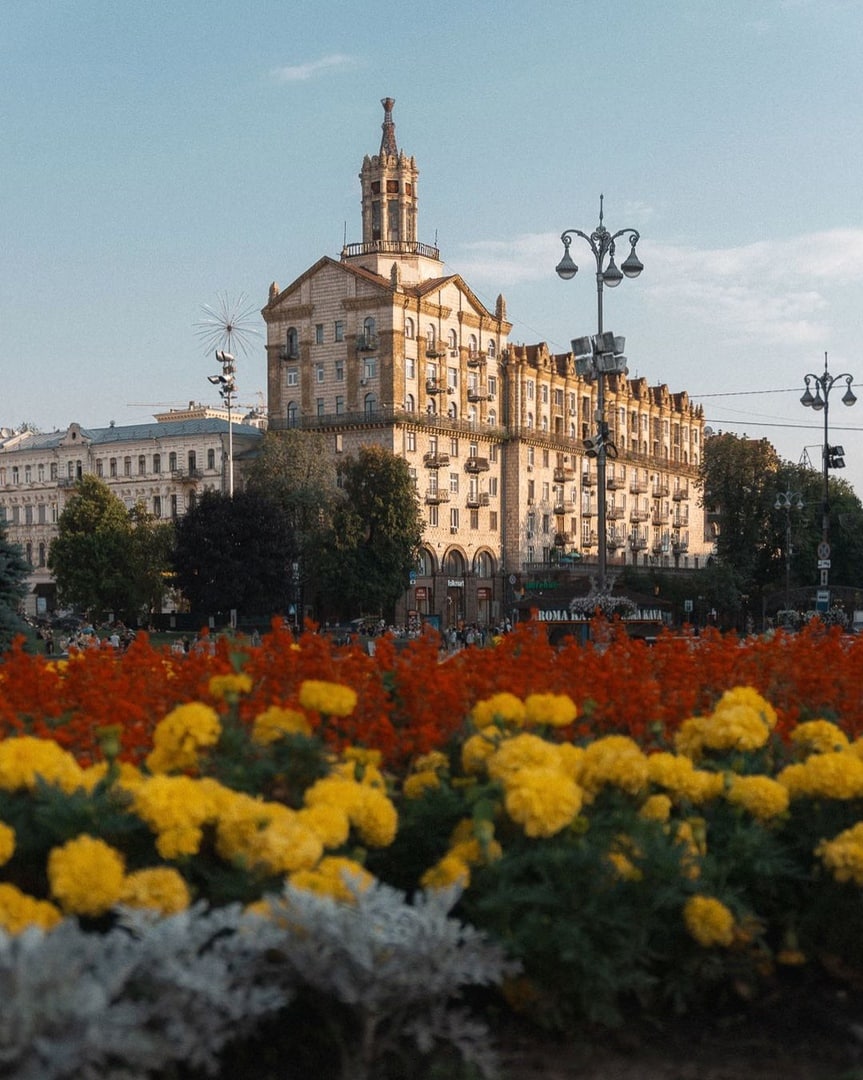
left=704, top=426, right=715, bottom=436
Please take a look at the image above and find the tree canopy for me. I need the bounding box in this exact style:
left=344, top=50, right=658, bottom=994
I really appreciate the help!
left=48, top=476, right=173, bottom=623
left=171, top=489, right=296, bottom=618
left=0, top=519, right=28, bottom=649
left=313, top=445, right=423, bottom=621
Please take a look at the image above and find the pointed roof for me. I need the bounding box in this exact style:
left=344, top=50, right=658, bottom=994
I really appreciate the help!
left=379, top=97, right=398, bottom=157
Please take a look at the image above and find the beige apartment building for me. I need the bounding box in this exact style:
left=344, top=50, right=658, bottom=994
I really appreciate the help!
left=262, top=98, right=709, bottom=628
left=0, top=415, right=262, bottom=615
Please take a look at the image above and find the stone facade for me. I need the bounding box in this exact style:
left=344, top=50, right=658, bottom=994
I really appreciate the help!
left=262, top=99, right=710, bottom=629
left=0, top=416, right=262, bottom=616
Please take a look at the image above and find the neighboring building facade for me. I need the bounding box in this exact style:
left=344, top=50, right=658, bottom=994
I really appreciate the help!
left=263, top=98, right=709, bottom=628
left=0, top=415, right=262, bottom=615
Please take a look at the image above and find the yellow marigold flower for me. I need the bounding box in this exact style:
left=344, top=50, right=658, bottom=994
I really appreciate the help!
left=607, top=849, right=643, bottom=882
left=146, top=702, right=221, bottom=775
left=343, top=746, right=383, bottom=769
left=674, top=819, right=705, bottom=879
left=403, top=770, right=441, bottom=799
left=471, top=692, right=526, bottom=729
left=715, top=686, right=778, bottom=729
left=298, top=680, right=357, bottom=717
left=816, top=821, right=863, bottom=885
left=673, top=717, right=707, bottom=759
left=461, top=728, right=501, bottom=775
left=421, top=853, right=471, bottom=891
left=120, top=867, right=191, bottom=914
left=351, top=787, right=398, bottom=847
left=503, top=766, right=583, bottom=838
left=487, top=733, right=562, bottom=785
left=790, top=719, right=849, bottom=755
left=47, top=835, right=126, bottom=917
left=725, top=774, right=789, bottom=820
left=556, top=742, right=586, bottom=780
left=414, top=751, right=449, bottom=773
left=523, top=692, right=578, bottom=729
left=131, top=774, right=222, bottom=859
left=683, top=894, right=735, bottom=948
left=208, top=673, right=253, bottom=700
left=0, top=821, right=15, bottom=866
left=333, top=756, right=387, bottom=789
left=639, top=793, right=673, bottom=822
left=0, top=883, right=62, bottom=935
left=777, top=752, right=863, bottom=800
left=579, top=735, right=649, bottom=798
left=289, top=856, right=374, bottom=903
left=295, top=802, right=349, bottom=849
left=216, top=792, right=323, bottom=875
left=252, top=706, right=312, bottom=745
left=704, top=706, right=770, bottom=753
left=0, top=736, right=85, bottom=794
left=304, top=775, right=367, bottom=816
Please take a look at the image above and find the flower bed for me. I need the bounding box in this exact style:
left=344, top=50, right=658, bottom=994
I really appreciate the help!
left=1, top=620, right=862, bottom=1078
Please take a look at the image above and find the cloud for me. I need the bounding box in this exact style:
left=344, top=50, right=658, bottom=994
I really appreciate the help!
left=453, top=227, right=863, bottom=349
left=270, top=54, right=356, bottom=82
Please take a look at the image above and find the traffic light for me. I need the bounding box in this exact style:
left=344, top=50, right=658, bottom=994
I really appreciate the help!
left=827, top=445, right=846, bottom=469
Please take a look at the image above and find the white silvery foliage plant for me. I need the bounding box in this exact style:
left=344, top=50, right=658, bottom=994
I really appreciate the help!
left=0, top=877, right=517, bottom=1080
left=0, top=903, right=291, bottom=1080
left=255, top=877, right=520, bottom=1080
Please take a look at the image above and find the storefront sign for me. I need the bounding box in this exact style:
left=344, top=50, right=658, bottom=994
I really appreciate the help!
left=447, top=578, right=465, bottom=587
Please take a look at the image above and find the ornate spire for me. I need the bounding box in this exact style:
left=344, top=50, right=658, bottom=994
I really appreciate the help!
left=379, top=97, right=397, bottom=157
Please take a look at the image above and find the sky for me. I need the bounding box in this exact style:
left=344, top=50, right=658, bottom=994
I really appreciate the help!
left=5, top=0, right=863, bottom=496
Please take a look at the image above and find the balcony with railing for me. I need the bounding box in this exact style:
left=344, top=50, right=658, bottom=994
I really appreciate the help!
left=652, top=510, right=670, bottom=525
left=172, top=469, right=203, bottom=483
left=652, top=483, right=670, bottom=498
left=422, top=452, right=450, bottom=468
left=629, top=536, right=648, bottom=551
left=553, top=467, right=576, bottom=483
left=466, top=351, right=487, bottom=367
left=425, top=379, right=447, bottom=394
left=630, top=509, right=649, bottom=523
left=355, top=334, right=378, bottom=352
left=607, top=505, right=626, bottom=520
left=464, top=457, right=490, bottom=473
left=553, top=500, right=576, bottom=515
left=467, top=386, right=491, bottom=402
left=424, top=488, right=450, bottom=504
left=466, top=492, right=491, bottom=508
left=630, top=480, right=648, bottom=494
left=606, top=475, right=625, bottom=490
left=581, top=532, right=598, bottom=548
left=581, top=472, right=595, bottom=487
left=672, top=485, right=690, bottom=501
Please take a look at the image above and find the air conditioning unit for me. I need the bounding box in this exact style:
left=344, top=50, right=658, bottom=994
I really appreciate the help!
left=450, top=526, right=459, bottom=534
left=527, top=465, right=533, bottom=472
left=448, top=386, right=456, bottom=394
left=360, top=378, right=369, bottom=386
left=450, top=349, right=459, bottom=358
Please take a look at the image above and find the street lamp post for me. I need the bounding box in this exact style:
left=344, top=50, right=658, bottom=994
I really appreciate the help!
left=800, top=352, right=856, bottom=610
left=208, top=350, right=237, bottom=497
left=774, top=490, right=804, bottom=611
left=556, top=195, right=643, bottom=592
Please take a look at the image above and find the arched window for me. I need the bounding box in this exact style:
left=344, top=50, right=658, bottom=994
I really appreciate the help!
left=287, top=402, right=299, bottom=427
left=487, top=409, right=497, bottom=426
left=468, top=334, right=478, bottom=357
left=286, top=327, right=299, bottom=358
left=426, top=326, right=436, bottom=352
left=487, top=340, right=496, bottom=359
left=526, top=412, right=534, bottom=430
left=404, top=394, right=415, bottom=412
left=474, top=550, right=495, bottom=578
left=168, top=452, right=177, bottom=471
left=153, top=453, right=161, bottom=474
left=364, top=393, right=377, bottom=415
left=38, top=542, right=46, bottom=567
left=405, top=317, right=415, bottom=340
left=468, top=406, right=477, bottom=426
left=447, top=401, right=458, bottom=419
left=448, top=329, right=457, bottom=351
left=207, top=448, right=215, bottom=469
left=417, top=549, right=435, bottom=576
left=363, top=317, right=376, bottom=346
left=444, top=549, right=466, bottom=576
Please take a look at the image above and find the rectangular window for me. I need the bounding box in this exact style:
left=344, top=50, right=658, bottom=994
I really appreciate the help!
left=448, top=367, right=458, bottom=389
left=110, top=459, right=117, bottom=478
left=406, top=357, right=416, bottom=379
left=335, top=362, right=344, bottom=381
left=124, top=458, right=132, bottom=477
left=138, top=456, right=146, bottom=476
left=287, top=367, right=299, bottom=386
left=96, top=460, right=103, bottom=477
left=363, top=358, right=376, bottom=380
left=12, top=507, right=20, bottom=524
left=334, top=320, right=344, bottom=342
left=153, top=496, right=162, bottom=518
left=405, top=430, right=416, bottom=452
left=25, top=505, right=33, bottom=525
left=488, top=477, right=498, bottom=497
left=470, top=509, right=479, bottom=530
left=170, top=494, right=178, bottom=519
left=51, top=503, right=58, bottom=523
left=50, top=463, right=58, bottom=481
left=489, top=444, right=498, bottom=463
left=317, top=398, right=325, bottom=416
left=427, top=504, right=438, bottom=527
left=38, top=504, right=46, bottom=524
left=489, top=510, right=498, bottom=531
left=316, top=365, right=324, bottom=383
left=315, top=323, right=324, bottom=345
left=449, top=472, right=459, bottom=494
left=24, top=466, right=32, bottom=483
left=336, top=395, right=345, bottom=415
left=335, top=434, right=343, bottom=453
left=449, top=507, right=459, bottom=531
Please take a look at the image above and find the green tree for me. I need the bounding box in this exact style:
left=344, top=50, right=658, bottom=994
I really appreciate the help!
left=127, top=505, right=176, bottom=619
left=314, top=445, right=423, bottom=621
left=172, top=490, right=296, bottom=618
left=48, top=476, right=149, bottom=623
left=699, top=434, right=783, bottom=607
left=245, top=430, right=338, bottom=619
left=0, top=519, right=28, bottom=649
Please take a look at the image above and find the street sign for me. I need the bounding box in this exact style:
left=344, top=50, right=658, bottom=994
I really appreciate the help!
left=817, top=541, right=831, bottom=559
left=820, top=569, right=829, bottom=586
left=817, top=559, right=831, bottom=570
left=409, top=570, right=417, bottom=585
left=816, top=588, right=830, bottom=607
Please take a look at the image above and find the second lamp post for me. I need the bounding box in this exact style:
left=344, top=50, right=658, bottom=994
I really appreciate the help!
left=556, top=195, right=643, bottom=592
